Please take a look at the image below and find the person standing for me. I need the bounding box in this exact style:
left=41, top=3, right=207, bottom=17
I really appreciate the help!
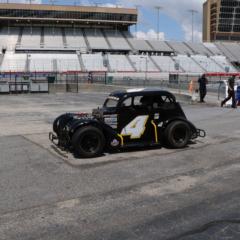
left=88, top=72, right=93, bottom=84
left=198, top=74, right=208, bottom=103
left=221, top=75, right=237, bottom=108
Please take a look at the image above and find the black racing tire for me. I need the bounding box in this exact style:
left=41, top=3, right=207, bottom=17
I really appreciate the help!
left=53, top=116, right=62, bottom=135
left=164, top=121, right=191, bottom=148
left=72, top=126, right=105, bottom=158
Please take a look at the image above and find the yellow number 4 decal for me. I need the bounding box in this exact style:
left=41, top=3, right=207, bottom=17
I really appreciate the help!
left=121, top=116, right=149, bottom=139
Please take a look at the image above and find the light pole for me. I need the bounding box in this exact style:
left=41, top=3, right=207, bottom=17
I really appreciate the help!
left=188, top=9, right=198, bottom=42
left=74, top=0, right=80, bottom=6
left=49, top=0, right=57, bottom=5
left=134, top=5, right=141, bottom=38
left=155, top=6, right=162, bottom=41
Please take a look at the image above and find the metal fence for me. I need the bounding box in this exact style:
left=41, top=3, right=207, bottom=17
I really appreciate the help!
left=0, top=71, right=228, bottom=99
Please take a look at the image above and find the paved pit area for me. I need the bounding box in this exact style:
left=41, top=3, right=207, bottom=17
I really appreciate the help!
left=0, top=92, right=239, bottom=240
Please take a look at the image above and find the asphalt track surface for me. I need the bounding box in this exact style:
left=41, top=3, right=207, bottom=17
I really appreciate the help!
left=0, top=92, right=239, bottom=240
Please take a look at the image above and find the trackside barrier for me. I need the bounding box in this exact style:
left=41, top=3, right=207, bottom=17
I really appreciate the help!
left=0, top=82, right=10, bottom=93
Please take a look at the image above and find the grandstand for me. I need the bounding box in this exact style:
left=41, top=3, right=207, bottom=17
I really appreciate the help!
left=0, top=2, right=239, bottom=82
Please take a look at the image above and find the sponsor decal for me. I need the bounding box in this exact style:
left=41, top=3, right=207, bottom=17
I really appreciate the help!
left=111, top=139, right=120, bottom=147
left=104, top=114, right=118, bottom=128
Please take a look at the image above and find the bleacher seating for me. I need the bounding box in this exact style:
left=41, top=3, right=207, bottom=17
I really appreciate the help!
left=44, top=27, right=64, bottom=49
left=214, top=42, right=238, bottom=62
left=203, top=42, right=223, bottom=55
left=129, top=55, right=159, bottom=72
left=107, top=54, right=134, bottom=71
left=0, top=26, right=240, bottom=74
left=151, top=56, right=181, bottom=72
left=65, top=28, right=87, bottom=50
left=173, top=55, right=204, bottom=73
left=104, top=30, right=131, bottom=50
left=167, top=41, right=194, bottom=55
left=81, top=54, right=107, bottom=71
left=123, top=32, right=152, bottom=51
left=220, top=42, right=240, bottom=62
left=191, top=55, right=224, bottom=72
left=55, top=54, right=81, bottom=71
left=147, top=40, right=173, bottom=53
left=85, top=29, right=109, bottom=50
left=185, top=42, right=213, bottom=56
left=30, top=54, right=55, bottom=72
left=29, top=54, right=81, bottom=72
left=210, top=55, right=237, bottom=72
left=0, top=27, right=19, bottom=50
left=0, top=52, right=26, bottom=72
left=20, top=27, right=41, bottom=48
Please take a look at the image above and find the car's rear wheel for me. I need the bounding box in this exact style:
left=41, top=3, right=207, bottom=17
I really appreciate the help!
left=72, top=126, right=105, bottom=158
left=164, top=121, right=191, bottom=148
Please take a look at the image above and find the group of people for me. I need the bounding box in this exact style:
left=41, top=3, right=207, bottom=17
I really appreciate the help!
left=197, top=74, right=238, bottom=108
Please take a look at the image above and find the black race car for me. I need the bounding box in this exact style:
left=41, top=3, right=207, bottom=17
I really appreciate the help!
left=49, top=88, right=206, bottom=158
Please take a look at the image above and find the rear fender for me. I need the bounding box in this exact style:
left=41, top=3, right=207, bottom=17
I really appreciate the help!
left=162, top=117, right=198, bottom=138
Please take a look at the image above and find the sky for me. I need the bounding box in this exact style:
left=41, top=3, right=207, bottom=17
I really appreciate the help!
left=4, top=0, right=206, bottom=42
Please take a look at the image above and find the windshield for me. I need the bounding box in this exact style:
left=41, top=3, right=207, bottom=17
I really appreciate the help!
left=104, top=97, right=119, bottom=108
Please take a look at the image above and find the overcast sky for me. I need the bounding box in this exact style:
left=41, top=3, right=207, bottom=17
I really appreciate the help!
left=2, top=0, right=206, bottom=42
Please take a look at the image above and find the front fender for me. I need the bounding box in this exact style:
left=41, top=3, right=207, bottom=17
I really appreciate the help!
left=68, top=119, right=119, bottom=143
left=68, top=119, right=101, bottom=135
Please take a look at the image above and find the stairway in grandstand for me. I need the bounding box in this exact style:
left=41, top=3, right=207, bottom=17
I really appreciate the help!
left=101, top=29, right=113, bottom=50
left=77, top=53, right=86, bottom=72
left=126, top=54, right=137, bottom=71
left=103, top=29, right=131, bottom=51
left=84, top=29, right=110, bottom=51
left=148, top=55, right=162, bottom=72
left=208, top=56, right=226, bottom=72
left=25, top=54, right=30, bottom=72
left=121, top=32, right=134, bottom=51
left=40, top=27, right=44, bottom=48
left=61, top=28, right=68, bottom=48
left=16, top=27, right=23, bottom=47
left=82, top=29, right=92, bottom=51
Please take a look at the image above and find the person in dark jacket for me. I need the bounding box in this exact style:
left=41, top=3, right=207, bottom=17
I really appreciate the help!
left=88, top=72, right=93, bottom=84
left=198, top=74, right=208, bottom=103
left=221, top=75, right=237, bottom=108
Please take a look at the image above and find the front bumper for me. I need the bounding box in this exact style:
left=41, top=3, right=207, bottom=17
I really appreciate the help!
left=49, top=132, right=59, bottom=146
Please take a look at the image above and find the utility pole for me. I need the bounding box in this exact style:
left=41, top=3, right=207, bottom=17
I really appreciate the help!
left=155, top=6, right=162, bottom=41
left=188, top=9, right=198, bottom=42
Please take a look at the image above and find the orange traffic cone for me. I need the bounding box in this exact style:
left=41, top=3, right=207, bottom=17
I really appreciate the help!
left=189, top=80, right=194, bottom=94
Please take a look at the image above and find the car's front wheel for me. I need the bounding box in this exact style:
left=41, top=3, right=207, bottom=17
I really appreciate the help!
left=164, top=121, right=191, bottom=148
left=72, top=126, right=105, bottom=158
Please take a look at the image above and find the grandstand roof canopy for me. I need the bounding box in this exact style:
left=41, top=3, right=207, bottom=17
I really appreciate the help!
left=0, top=3, right=137, bottom=27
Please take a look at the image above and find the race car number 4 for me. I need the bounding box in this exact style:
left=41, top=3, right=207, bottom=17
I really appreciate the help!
left=121, top=115, right=149, bottom=139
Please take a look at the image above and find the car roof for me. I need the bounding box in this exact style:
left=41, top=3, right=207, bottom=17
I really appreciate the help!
left=110, top=88, right=176, bottom=100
